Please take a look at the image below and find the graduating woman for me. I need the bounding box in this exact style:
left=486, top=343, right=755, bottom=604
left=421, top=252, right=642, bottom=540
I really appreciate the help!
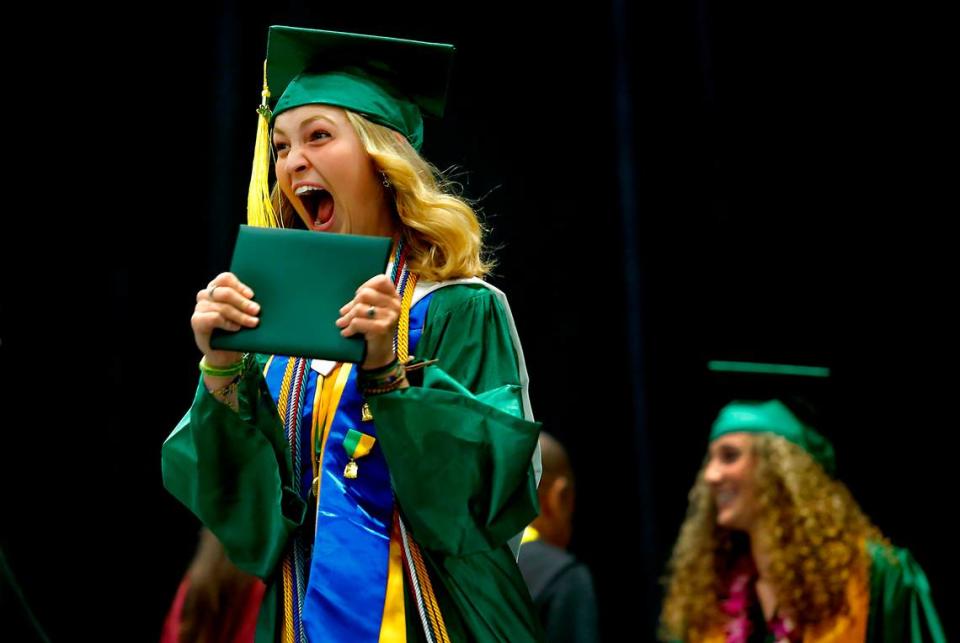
left=163, top=25, right=542, bottom=643
left=660, top=398, right=944, bottom=643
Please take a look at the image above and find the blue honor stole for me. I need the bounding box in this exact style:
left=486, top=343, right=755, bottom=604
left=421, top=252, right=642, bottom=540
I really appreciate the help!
left=263, top=292, right=433, bottom=642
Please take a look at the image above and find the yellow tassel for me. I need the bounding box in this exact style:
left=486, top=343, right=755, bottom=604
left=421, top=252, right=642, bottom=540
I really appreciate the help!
left=247, top=60, right=279, bottom=228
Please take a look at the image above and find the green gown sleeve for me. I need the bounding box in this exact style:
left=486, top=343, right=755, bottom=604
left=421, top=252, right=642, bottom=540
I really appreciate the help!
left=161, top=354, right=305, bottom=580
left=866, top=541, right=946, bottom=643
left=368, top=284, right=541, bottom=556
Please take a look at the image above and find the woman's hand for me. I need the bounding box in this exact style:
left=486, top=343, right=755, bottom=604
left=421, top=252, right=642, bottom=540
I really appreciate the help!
left=191, top=272, right=260, bottom=366
left=337, top=274, right=401, bottom=370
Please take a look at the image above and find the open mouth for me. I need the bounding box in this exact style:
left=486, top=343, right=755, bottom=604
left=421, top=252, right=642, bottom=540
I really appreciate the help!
left=715, top=489, right=737, bottom=508
left=295, top=185, right=335, bottom=230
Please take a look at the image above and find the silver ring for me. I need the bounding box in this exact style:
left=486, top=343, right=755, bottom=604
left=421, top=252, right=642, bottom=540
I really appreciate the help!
left=208, top=285, right=219, bottom=300
left=366, top=306, right=376, bottom=319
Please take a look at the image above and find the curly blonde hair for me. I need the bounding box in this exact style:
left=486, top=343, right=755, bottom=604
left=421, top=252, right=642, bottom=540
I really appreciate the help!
left=271, top=111, right=492, bottom=282
left=659, top=433, right=887, bottom=641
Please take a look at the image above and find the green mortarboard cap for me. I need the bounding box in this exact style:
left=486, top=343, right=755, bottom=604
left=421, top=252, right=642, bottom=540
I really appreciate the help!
left=707, top=360, right=837, bottom=475
left=265, top=26, right=455, bottom=151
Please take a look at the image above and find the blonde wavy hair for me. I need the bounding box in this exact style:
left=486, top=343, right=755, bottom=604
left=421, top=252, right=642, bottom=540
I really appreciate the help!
left=271, top=111, right=492, bottom=282
left=659, top=433, right=887, bottom=641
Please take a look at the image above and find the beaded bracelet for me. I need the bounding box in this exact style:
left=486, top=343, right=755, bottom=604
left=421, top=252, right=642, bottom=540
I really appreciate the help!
left=358, top=358, right=406, bottom=396
left=209, top=375, right=241, bottom=408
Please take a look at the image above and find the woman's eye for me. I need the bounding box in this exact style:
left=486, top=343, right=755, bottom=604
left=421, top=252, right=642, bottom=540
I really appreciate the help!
left=720, top=448, right=741, bottom=464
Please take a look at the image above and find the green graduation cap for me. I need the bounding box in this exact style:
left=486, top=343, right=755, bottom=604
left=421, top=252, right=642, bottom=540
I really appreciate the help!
left=707, top=360, right=837, bottom=475
left=247, top=26, right=456, bottom=227
left=267, top=26, right=455, bottom=149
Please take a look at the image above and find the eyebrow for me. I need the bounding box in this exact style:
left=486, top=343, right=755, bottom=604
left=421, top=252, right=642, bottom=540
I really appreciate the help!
left=273, top=114, right=338, bottom=137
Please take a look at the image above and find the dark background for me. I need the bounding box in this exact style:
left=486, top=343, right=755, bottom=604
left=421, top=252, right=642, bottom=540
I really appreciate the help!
left=2, top=1, right=954, bottom=639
